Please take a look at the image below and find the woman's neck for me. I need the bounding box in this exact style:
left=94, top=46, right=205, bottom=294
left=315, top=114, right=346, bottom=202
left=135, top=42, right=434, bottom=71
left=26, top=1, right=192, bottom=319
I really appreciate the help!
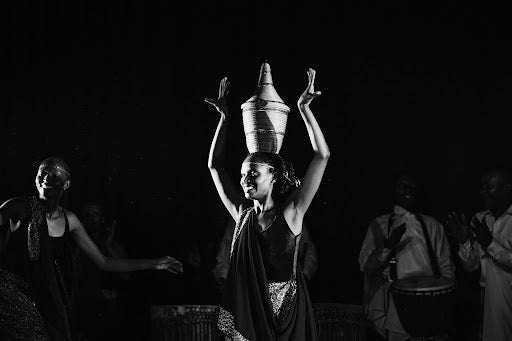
left=253, top=198, right=275, bottom=215
left=40, top=196, right=62, bottom=219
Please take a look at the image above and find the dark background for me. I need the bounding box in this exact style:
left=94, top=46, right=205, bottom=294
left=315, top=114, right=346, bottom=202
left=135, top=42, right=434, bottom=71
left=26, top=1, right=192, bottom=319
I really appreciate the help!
left=3, top=0, right=512, bottom=338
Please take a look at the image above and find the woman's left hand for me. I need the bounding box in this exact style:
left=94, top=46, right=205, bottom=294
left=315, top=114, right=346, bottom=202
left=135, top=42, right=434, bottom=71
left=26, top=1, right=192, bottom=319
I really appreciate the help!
left=298, top=68, right=322, bottom=106
left=153, top=256, right=184, bottom=274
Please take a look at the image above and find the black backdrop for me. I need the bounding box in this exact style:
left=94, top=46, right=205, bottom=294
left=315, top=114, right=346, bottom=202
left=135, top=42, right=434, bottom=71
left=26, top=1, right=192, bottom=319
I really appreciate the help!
left=3, top=0, right=512, bottom=336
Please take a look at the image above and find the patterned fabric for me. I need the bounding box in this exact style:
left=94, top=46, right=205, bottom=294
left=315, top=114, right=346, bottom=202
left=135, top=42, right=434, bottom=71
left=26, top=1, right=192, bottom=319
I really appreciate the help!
left=27, top=196, right=44, bottom=261
left=218, top=307, right=250, bottom=341
left=230, top=207, right=253, bottom=257
left=0, top=269, right=49, bottom=340
left=268, top=280, right=297, bottom=324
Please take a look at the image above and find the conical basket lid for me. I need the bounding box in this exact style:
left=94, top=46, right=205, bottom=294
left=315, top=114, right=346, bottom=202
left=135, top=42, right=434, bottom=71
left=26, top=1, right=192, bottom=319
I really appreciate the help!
left=241, top=62, right=289, bottom=107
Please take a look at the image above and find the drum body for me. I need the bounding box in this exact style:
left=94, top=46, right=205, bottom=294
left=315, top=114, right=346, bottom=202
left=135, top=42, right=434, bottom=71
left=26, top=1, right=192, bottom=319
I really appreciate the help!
left=151, top=305, right=220, bottom=341
left=313, top=303, right=367, bottom=341
left=391, top=276, right=455, bottom=340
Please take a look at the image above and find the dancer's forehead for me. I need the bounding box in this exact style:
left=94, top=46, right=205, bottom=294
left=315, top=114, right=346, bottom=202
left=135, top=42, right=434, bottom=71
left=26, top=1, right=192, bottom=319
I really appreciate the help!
left=241, top=161, right=273, bottom=173
left=38, top=161, right=70, bottom=179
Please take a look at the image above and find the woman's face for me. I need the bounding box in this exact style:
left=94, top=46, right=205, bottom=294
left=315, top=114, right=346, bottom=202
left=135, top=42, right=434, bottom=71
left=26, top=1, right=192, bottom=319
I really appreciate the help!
left=240, top=162, right=275, bottom=200
left=35, top=162, right=70, bottom=199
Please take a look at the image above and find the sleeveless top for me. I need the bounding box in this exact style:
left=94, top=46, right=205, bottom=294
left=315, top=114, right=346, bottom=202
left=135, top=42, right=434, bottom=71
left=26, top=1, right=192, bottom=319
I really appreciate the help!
left=49, top=212, right=75, bottom=313
left=3, top=199, right=75, bottom=296
left=2, top=197, right=78, bottom=341
left=256, top=210, right=298, bottom=283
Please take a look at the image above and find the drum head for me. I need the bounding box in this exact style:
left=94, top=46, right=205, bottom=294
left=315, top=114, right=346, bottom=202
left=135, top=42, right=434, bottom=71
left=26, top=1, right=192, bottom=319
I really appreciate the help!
left=392, top=276, right=454, bottom=292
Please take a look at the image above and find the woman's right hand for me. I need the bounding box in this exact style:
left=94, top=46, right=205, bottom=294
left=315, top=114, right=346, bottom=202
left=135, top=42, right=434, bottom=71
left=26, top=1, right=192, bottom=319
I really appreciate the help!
left=447, top=212, right=470, bottom=244
left=297, top=68, right=322, bottom=107
left=152, top=256, right=184, bottom=275
left=204, top=77, right=230, bottom=118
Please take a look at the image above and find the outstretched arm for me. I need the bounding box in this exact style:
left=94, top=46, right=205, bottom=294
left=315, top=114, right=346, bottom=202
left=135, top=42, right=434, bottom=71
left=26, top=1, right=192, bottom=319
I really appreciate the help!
left=290, top=68, right=330, bottom=214
left=69, top=211, right=183, bottom=274
left=206, top=77, right=245, bottom=220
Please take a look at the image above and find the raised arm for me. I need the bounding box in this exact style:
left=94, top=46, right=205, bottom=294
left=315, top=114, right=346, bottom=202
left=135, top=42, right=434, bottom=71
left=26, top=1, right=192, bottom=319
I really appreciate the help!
left=0, top=197, right=27, bottom=229
left=205, top=77, right=245, bottom=220
left=68, top=211, right=183, bottom=274
left=0, top=199, right=14, bottom=226
left=290, top=68, right=330, bottom=214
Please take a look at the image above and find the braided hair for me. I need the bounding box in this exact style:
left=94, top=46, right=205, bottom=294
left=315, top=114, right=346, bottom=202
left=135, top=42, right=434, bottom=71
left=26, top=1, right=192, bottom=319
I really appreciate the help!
left=243, top=152, right=301, bottom=201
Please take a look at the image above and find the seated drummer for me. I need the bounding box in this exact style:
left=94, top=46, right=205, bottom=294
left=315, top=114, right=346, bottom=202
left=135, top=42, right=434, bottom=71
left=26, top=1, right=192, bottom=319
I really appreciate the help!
left=359, top=173, right=455, bottom=341
left=448, top=169, right=512, bottom=341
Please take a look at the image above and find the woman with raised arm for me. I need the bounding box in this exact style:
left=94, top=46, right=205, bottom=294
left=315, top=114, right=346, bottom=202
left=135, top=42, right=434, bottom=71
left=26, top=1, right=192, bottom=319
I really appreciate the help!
left=0, top=156, right=183, bottom=341
left=205, top=68, right=329, bottom=341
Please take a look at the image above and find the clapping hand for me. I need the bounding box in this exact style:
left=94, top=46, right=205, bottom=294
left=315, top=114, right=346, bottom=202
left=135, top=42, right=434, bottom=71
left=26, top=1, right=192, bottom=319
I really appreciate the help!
left=298, top=68, right=322, bottom=107
left=470, top=216, right=493, bottom=248
left=205, top=77, right=230, bottom=117
left=153, top=256, right=184, bottom=275
left=447, top=212, right=470, bottom=244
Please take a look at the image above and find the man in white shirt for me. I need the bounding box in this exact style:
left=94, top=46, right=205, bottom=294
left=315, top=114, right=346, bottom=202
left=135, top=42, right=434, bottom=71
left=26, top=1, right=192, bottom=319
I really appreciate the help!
left=448, top=170, right=512, bottom=341
left=360, top=174, right=455, bottom=341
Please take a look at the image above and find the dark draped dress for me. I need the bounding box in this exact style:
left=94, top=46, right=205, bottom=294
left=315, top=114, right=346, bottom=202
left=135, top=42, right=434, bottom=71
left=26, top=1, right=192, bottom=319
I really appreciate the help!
left=218, top=207, right=317, bottom=341
left=0, top=197, right=78, bottom=341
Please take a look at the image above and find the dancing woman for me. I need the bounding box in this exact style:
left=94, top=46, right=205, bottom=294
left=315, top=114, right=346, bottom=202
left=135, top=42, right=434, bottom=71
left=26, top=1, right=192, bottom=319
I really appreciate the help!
left=0, top=157, right=183, bottom=340
left=205, top=68, right=330, bottom=340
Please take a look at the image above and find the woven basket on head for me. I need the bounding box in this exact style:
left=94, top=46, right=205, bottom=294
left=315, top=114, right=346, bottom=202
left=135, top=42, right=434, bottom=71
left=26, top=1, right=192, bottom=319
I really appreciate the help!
left=241, top=62, right=290, bottom=154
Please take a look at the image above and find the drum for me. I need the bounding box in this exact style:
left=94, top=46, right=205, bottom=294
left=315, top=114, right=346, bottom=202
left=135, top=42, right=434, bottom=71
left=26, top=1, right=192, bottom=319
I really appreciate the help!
left=151, top=305, right=220, bottom=341
left=313, top=303, right=367, bottom=341
left=391, top=276, right=455, bottom=341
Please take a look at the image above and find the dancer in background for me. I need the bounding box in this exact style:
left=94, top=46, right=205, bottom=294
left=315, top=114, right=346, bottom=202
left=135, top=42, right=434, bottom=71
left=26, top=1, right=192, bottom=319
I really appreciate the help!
left=74, top=201, right=130, bottom=341
left=0, top=157, right=183, bottom=341
left=206, top=67, right=329, bottom=340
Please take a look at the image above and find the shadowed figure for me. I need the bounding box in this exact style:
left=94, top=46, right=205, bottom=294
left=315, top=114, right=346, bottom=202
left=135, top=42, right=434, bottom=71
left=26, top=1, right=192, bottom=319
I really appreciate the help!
left=448, top=169, right=512, bottom=341
left=74, top=202, right=130, bottom=341
left=359, top=174, right=455, bottom=341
